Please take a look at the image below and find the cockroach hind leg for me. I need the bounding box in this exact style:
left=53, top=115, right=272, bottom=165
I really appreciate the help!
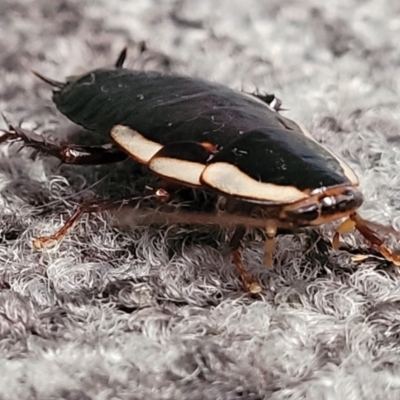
left=32, top=187, right=176, bottom=250
left=31, top=197, right=139, bottom=250
left=264, top=221, right=277, bottom=268
left=230, top=225, right=262, bottom=294
left=32, top=207, right=85, bottom=250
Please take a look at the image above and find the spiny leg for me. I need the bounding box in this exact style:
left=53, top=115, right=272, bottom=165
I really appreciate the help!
left=334, top=212, right=400, bottom=265
left=32, top=189, right=170, bottom=250
left=2, top=124, right=128, bottom=164
left=351, top=213, right=400, bottom=265
left=32, top=198, right=131, bottom=250
left=229, top=225, right=262, bottom=294
left=33, top=206, right=86, bottom=249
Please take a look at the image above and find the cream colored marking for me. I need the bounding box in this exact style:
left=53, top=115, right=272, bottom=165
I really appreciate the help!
left=148, top=156, right=206, bottom=187
left=110, top=125, right=162, bottom=164
left=298, top=124, right=359, bottom=185
left=201, top=162, right=307, bottom=203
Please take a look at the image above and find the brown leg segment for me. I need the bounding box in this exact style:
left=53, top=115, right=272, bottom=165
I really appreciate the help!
left=33, top=206, right=86, bottom=249
left=230, top=225, right=262, bottom=294
left=332, top=217, right=356, bottom=250
left=264, top=221, right=277, bottom=267
left=351, top=213, right=400, bottom=266
left=2, top=124, right=128, bottom=164
left=32, top=199, right=125, bottom=249
left=32, top=188, right=172, bottom=249
left=334, top=212, right=400, bottom=266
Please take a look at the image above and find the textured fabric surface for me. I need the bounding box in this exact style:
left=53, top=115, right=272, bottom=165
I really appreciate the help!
left=1, top=0, right=400, bottom=399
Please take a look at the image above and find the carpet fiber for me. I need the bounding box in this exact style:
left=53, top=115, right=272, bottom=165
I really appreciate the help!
left=1, top=0, right=400, bottom=399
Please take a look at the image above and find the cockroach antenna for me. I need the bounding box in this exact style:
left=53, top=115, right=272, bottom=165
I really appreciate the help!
left=1, top=112, right=12, bottom=130
left=115, top=47, right=128, bottom=68
left=30, top=69, right=65, bottom=89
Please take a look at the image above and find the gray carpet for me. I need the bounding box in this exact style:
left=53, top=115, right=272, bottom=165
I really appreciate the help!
left=1, top=0, right=400, bottom=399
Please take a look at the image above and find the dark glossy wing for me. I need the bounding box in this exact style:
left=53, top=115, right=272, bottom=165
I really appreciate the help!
left=54, top=68, right=357, bottom=204
left=53, top=68, right=289, bottom=145
left=200, top=128, right=353, bottom=203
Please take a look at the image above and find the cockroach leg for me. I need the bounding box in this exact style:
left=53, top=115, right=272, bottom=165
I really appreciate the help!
left=350, top=213, right=385, bottom=247
left=32, top=188, right=174, bottom=250
left=379, top=246, right=400, bottom=266
left=332, top=217, right=357, bottom=250
left=232, top=249, right=262, bottom=294
left=32, top=207, right=85, bottom=249
left=264, top=221, right=277, bottom=267
left=333, top=212, right=400, bottom=265
left=32, top=200, right=124, bottom=250
left=154, top=188, right=170, bottom=202
left=230, top=225, right=262, bottom=294
left=3, top=124, right=128, bottom=164
left=350, top=213, right=400, bottom=266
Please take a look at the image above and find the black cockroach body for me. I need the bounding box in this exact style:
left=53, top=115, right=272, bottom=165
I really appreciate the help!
left=3, top=49, right=399, bottom=292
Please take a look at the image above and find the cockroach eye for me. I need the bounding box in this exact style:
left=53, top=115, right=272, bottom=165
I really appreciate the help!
left=321, top=196, right=335, bottom=208
left=336, top=190, right=363, bottom=211
left=321, top=189, right=363, bottom=216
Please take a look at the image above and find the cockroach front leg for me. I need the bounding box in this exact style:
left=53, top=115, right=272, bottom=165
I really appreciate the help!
left=2, top=124, right=128, bottom=164
left=334, top=212, right=400, bottom=265
left=229, top=225, right=262, bottom=294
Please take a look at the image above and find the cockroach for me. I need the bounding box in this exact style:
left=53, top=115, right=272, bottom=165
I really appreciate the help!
left=3, top=49, right=399, bottom=292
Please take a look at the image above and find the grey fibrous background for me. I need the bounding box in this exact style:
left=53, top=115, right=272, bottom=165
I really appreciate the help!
left=1, top=0, right=400, bottom=399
